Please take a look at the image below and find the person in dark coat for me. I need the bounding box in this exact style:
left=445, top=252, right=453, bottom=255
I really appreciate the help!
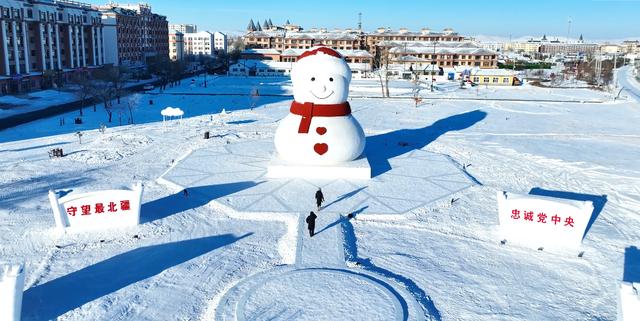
left=306, top=211, right=317, bottom=237
left=315, top=188, right=325, bottom=211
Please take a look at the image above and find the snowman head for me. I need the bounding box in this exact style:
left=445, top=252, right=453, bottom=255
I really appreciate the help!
left=291, top=47, right=351, bottom=105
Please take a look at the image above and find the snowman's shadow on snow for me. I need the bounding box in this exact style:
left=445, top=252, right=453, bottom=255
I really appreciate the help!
left=365, top=110, right=487, bottom=177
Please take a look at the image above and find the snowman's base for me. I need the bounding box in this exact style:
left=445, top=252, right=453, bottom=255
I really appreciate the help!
left=267, top=156, right=371, bottom=180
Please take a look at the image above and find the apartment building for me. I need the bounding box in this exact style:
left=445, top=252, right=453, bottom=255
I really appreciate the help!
left=213, top=31, right=226, bottom=52
left=168, top=29, right=183, bottom=60
left=169, top=23, right=196, bottom=34
left=0, top=0, right=105, bottom=94
left=99, top=3, right=168, bottom=67
left=183, top=31, right=214, bottom=56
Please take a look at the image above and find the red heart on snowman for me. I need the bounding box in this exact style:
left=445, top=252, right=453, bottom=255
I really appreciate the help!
left=316, top=127, right=327, bottom=135
left=314, top=143, right=328, bottom=155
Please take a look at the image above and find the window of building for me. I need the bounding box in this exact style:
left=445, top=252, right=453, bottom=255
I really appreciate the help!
left=503, top=77, right=510, bottom=84
left=483, top=77, right=489, bottom=83
left=492, top=77, right=499, bottom=83
left=473, top=76, right=479, bottom=83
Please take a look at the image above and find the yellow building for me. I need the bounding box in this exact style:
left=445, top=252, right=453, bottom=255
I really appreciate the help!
left=504, top=42, right=541, bottom=53
left=471, top=69, right=520, bottom=86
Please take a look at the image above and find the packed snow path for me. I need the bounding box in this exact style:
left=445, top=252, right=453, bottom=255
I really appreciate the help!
left=617, top=66, right=640, bottom=102
left=296, top=212, right=345, bottom=267
left=214, top=210, right=427, bottom=321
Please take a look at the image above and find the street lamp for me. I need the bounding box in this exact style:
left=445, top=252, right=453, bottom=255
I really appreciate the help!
left=431, top=41, right=437, bottom=92
left=204, top=70, right=207, bottom=88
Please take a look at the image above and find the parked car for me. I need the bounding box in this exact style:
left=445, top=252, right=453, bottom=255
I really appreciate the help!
left=143, top=84, right=154, bottom=91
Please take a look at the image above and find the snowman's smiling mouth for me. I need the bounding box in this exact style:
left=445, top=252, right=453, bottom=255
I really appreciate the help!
left=311, top=91, right=334, bottom=100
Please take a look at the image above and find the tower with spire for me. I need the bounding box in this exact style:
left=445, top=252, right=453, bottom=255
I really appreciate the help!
left=247, top=19, right=256, bottom=32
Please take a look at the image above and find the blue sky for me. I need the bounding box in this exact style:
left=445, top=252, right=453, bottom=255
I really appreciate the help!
left=88, top=0, right=640, bottom=40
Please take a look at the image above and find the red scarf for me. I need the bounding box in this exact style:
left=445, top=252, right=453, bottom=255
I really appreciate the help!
left=290, top=101, right=351, bottom=134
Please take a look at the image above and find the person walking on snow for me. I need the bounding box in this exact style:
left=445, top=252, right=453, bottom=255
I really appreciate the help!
left=306, top=211, right=317, bottom=237
left=315, top=188, right=325, bottom=211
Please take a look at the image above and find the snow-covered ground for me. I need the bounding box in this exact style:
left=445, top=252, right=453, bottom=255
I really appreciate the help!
left=0, top=78, right=157, bottom=121
left=1, top=72, right=639, bottom=320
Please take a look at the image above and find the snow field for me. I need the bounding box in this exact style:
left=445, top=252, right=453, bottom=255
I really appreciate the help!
left=0, top=72, right=639, bottom=320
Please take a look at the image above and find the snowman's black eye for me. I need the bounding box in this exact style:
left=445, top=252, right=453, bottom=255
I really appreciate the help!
left=329, top=77, right=334, bottom=82
left=311, top=77, right=315, bottom=81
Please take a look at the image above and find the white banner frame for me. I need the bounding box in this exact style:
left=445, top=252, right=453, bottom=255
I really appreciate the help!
left=49, top=182, right=144, bottom=232
left=497, top=191, right=594, bottom=249
left=0, top=263, right=25, bottom=321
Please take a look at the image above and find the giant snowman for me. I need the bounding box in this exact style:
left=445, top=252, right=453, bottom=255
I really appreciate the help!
left=274, top=47, right=366, bottom=165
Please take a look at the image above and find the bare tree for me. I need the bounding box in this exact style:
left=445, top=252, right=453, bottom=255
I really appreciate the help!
left=70, top=71, right=93, bottom=116
left=374, top=46, right=392, bottom=98
left=96, top=65, right=130, bottom=104
left=90, top=71, right=115, bottom=123
left=126, top=93, right=141, bottom=124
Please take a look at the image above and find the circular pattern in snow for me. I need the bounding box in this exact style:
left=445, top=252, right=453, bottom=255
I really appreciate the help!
left=67, top=133, right=152, bottom=164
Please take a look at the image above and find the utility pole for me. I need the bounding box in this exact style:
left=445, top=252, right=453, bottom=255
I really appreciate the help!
left=431, top=41, right=437, bottom=92
left=613, top=51, right=618, bottom=92
left=595, top=49, right=602, bottom=86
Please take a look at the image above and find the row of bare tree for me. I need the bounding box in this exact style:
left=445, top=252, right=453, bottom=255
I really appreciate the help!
left=69, top=57, right=188, bottom=124
left=70, top=65, right=130, bottom=123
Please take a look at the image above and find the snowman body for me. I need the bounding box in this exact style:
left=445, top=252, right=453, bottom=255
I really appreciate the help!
left=274, top=47, right=366, bottom=165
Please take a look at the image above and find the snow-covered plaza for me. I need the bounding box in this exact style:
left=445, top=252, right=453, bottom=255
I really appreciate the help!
left=1, top=67, right=640, bottom=320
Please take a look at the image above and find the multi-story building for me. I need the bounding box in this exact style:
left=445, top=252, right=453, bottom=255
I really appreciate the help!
left=280, top=48, right=373, bottom=65
left=241, top=24, right=487, bottom=68
left=183, top=31, right=214, bottom=56
left=381, top=41, right=498, bottom=69
left=239, top=48, right=374, bottom=66
left=539, top=43, right=598, bottom=56
left=169, top=23, right=196, bottom=34
left=365, top=27, right=464, bottom=56
left=244, top=29, right=365, bottom=51
left=169, top=29, right=183, bottom=60
left=503, top=41, right=542, bottom=54
left=99, top=3, right=168, bottom=67
left=621, top=40, right=640, bottom=54
left=600, top=43, right=621, bottom=54
left=213, top=31, right=226, bottom=52
left=0, top=0, right=105, bottom=94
